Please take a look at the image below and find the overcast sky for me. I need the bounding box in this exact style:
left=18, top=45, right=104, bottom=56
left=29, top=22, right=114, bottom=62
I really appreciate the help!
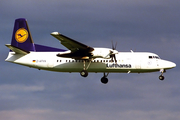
left=0, top=0, right=180, bottom=120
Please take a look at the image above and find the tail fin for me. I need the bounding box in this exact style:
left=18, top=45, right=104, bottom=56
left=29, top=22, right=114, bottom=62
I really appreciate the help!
left=9, top=18, right=35, bottom=52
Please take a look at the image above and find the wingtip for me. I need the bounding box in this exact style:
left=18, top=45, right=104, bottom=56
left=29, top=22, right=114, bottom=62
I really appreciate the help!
left=51, top=32, right=60, bottom=35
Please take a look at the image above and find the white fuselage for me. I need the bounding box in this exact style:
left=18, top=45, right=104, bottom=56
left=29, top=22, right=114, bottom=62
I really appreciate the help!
left=5, top=49, right=176, bottom=73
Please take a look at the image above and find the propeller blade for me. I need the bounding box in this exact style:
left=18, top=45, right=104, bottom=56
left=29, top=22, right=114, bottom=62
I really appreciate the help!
left=111, top=40, right=117, bottom=50
left=111, top=41, right=118, bottom=63
left=114, top=54, right=117, bottom=63
left=114, top=42, right=117, bottom=50
left=111, top=40, right=114, bottom=50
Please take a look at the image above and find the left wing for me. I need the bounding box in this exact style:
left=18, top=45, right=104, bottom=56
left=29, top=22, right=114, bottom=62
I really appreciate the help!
left=51, top=32, right=94, bottom=59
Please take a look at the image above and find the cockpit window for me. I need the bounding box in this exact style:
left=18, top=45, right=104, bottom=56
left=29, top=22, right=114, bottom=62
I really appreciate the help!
left=155, top=56, right=160, bottom=59
left=149, top=56, right=160, bottom=59
left=149, top=56, right=153, bottom=59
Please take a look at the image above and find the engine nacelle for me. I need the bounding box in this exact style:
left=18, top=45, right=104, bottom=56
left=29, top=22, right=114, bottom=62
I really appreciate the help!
left=91, top=48, right=118, bottom=59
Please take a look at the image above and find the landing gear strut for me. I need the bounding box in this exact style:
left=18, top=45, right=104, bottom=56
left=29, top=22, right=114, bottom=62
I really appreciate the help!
left=80, top=60, right=92, bottom=77
left=159, top=69, right=165, bottom=81
left=101, top=73, right=109, bottom=84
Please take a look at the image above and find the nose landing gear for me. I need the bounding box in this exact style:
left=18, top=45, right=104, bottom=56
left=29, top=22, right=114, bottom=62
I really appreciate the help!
left=159, top=75, right=164, bottom=80
left=159, top=69, right=165, bottom=81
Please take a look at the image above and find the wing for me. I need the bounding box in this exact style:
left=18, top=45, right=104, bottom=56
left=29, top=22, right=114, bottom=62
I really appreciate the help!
left=51, top=32, right=94, bottom=59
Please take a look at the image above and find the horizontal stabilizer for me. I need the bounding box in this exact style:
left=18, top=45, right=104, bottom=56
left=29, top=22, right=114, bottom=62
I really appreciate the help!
left=5, top=44, right=30, bottom=55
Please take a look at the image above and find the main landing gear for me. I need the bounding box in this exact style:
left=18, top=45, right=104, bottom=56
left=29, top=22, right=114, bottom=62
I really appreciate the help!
left=159, top=69, right=165, bottom=81
left=80, top=70, right=109, bottom=84
left=101, top=73, right=109, bottom=84
left=80, top=70, right=88, bottom=77
left=80, top=60, right=91, bottom=77
left=79, top=60, right=109, bottom=84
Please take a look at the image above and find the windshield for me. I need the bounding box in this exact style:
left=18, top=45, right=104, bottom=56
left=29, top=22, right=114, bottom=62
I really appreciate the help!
left=149, top=56, right=160, bottom=59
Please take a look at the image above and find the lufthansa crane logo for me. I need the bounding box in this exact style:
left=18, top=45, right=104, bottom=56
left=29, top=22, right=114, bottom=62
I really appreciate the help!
left=15, top=28, right=28, bottom=43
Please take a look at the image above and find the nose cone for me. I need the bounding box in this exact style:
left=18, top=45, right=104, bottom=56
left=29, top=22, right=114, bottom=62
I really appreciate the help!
left=171, top=62, right=176, bottom=68
left=163, top=61, right=176, bottom=69
left=172, top=62, right=176, bottom=68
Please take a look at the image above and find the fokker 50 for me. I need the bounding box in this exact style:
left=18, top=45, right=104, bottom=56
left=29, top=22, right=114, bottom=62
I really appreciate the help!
left=5, top=18, right=176, bottom=84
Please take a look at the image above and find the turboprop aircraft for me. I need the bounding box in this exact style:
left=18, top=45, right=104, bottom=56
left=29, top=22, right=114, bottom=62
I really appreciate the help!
left=5, top=18, right=176, bottom=84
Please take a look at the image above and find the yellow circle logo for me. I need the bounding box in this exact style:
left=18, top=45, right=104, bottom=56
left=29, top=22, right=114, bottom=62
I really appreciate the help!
left=15, top=28, right=28, bottom=43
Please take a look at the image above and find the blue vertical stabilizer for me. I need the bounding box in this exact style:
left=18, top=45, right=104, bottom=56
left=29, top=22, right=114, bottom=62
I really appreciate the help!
left=11, top=18, right=35, bottom=51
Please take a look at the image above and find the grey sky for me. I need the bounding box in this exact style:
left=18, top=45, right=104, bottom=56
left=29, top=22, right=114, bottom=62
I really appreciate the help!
left=0, top=0, right=180, bottom=120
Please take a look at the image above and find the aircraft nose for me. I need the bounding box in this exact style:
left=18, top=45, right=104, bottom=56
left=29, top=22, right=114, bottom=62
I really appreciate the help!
left=171, top=62, right=176, bottom=68
left=166, top=61, right=176, bottom=68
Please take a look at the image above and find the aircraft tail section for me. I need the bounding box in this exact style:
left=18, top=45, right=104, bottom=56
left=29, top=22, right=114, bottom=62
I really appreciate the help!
left=8, top=18, right=35, bottom=52
left=6, top=18, right=67, bottom=55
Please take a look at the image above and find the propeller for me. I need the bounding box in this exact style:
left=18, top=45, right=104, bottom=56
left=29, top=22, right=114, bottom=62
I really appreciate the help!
left=110, top=41, right=118, bottom=63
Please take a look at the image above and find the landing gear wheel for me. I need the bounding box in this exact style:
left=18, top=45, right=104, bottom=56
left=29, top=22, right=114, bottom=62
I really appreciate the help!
left=101, top=77, right=108, bottom=84
left=80, top=70, right=88, bottom=77
left=159, top=75, right=165, bottom=81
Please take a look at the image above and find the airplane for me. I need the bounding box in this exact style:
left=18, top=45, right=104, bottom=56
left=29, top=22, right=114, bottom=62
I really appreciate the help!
left=5, top=18, right=176, bottom=84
